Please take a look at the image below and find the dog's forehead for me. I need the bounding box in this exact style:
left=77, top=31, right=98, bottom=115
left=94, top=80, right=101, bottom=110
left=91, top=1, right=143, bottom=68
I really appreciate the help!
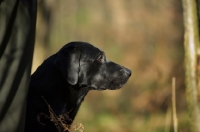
left=81, top=44, right=103, bottom=58
left=61, top=42, right=104, bottom=59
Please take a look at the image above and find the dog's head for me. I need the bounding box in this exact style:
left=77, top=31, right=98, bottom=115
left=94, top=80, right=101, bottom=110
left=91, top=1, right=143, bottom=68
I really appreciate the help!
left=54, top=41, right=131, bottom=90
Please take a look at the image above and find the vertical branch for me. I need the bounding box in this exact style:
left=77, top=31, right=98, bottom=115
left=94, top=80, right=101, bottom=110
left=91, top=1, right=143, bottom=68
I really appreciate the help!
left=182, top=0, right=200, bottom=131
left=172, top=77, right=178, bottom=132
left=196, top=0, right=200, bottom=96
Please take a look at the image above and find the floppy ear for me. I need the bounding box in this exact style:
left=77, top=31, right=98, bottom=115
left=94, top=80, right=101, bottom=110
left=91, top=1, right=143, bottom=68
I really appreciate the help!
left=54, top=46, right=81, bottom=85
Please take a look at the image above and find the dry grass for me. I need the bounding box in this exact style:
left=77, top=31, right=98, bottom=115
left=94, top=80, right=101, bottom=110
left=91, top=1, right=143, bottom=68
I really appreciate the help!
left=37, top=96, right=84, bottom=132
left=172, top=77, right=178, bottom=132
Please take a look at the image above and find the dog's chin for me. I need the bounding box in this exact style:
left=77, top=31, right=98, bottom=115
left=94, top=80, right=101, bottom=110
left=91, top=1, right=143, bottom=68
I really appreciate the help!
left=91, top=85, right=123, bottom=91
left=90, top=83, right=125, bottom=91
left=98, top=87, right=121, bottom=91
left=95, top=87, right=107, bottom=91
left=108, top=85, right=123, bottom=90
left=89, top=86, right=106, bottom=91
left=98, top=86, right=121, bottom=91
left=99, top=87, right=107, bottom=91
left=108, top=78, right=129, bottom=90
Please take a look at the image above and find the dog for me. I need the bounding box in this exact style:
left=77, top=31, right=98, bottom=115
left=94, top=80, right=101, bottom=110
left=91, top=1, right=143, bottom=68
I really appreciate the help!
left=25, top=42, right=131, bottom=132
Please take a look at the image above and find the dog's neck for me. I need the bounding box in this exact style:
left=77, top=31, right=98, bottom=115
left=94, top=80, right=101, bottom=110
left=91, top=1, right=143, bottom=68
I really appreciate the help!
left=59, top=85, right=89, bottom=124
left=68, top=85, right=89, bottom=107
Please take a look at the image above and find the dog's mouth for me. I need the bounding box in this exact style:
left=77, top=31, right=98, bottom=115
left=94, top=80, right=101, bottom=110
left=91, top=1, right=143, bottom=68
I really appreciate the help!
left=90, top=86, right=108, bottom=91
left=89, top=73, right=131, bottom=91
left=108, top=76, right=130, bottom=90
left=98, top=86, right=123, bottom=91
left=89, top=85, right=107, bottom=91
left=99, top=87, right=107, bottom=90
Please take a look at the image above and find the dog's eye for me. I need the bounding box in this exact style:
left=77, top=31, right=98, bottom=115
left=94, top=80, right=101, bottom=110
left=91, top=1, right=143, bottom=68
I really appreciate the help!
left=97, top=55, right=103, bottom=62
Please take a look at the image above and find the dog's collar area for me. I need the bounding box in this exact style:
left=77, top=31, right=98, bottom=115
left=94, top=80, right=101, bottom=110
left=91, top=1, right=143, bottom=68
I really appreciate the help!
left=70, top=83, right=82, bottom=91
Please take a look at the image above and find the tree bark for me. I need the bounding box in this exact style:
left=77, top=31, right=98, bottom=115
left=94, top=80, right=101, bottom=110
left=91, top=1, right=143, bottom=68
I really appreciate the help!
left=182, top=0, right=200, bottom=131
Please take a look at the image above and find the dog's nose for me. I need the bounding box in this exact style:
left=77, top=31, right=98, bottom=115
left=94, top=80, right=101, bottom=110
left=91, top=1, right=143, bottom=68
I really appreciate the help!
left=121, top=68, right=131, bottom=77
left=125, top=68, right=131, bottom=77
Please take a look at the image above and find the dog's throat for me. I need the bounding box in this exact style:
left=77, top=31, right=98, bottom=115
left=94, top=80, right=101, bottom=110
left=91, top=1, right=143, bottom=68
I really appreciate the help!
left=68, top=86, right=89, bottom=106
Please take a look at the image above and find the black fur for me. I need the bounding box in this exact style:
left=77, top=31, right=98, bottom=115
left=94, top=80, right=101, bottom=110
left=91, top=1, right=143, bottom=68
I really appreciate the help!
left=25, top=42, right=131, bottom=132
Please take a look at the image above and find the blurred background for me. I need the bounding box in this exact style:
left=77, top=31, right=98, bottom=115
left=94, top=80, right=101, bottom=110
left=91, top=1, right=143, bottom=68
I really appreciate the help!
left=32, top=0, right=187, bottom=132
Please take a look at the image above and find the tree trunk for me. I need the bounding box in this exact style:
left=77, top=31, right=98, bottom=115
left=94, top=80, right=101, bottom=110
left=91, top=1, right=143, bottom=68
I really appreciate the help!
left=182, top=0, right=200, bottom=131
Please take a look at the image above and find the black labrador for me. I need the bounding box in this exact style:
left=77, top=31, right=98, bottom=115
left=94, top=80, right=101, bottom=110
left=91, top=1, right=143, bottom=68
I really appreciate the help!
left=25, top=42, right=131, bottom=132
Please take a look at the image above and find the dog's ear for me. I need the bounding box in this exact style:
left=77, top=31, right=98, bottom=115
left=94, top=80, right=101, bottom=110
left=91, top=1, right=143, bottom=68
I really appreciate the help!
left=54, top=46, right=81, bottom=85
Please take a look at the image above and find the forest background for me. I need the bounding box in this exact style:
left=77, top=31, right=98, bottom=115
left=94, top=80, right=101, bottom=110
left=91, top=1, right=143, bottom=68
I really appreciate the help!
left=32, top=0, right=185, bottom=132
